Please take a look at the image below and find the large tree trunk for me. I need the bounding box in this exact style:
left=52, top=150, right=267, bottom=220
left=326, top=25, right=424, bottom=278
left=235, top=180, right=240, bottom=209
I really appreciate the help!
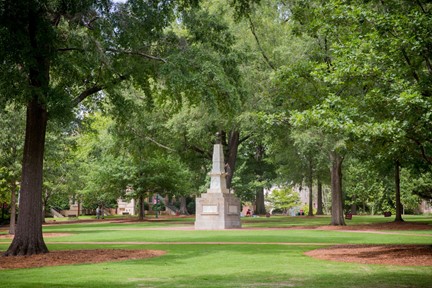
left=179, top=196, right=188, bottom=215
left=394, top=160, right=404, bottom=222
left=307, top=158, right=314, bottom=216
left=4, top=99, right=49, bottom=256
left=8, top=181, right=17, bottom=235
left=316, top=178, right=324, bottom=215
left=330, top=151, right=345, bottom=226
left=255, top=187, right=266, bottom=215
left=4, top=6, right=51, bottom=256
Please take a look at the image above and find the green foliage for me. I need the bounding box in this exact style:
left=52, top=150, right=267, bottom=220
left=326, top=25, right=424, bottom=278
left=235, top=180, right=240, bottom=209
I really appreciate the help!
left=406, top=172, right=432, bottom=201
left=0, top=104, right=24, bottom=207
left=160, top=8, right=244, bottom=115
left=267, top=187, right=301, bottom=214
left=343, top=159, right=387, bottom=215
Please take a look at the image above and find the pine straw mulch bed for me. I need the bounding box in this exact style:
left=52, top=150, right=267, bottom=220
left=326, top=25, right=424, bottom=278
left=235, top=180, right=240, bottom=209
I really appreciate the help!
left=0, top=249, right=166, bottom=270
left=305, top=244, right=432, bottom=266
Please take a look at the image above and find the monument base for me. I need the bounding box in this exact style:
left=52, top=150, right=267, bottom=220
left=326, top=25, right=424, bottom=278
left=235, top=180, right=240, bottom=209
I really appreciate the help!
left=195, top=193, right=241, bottom=230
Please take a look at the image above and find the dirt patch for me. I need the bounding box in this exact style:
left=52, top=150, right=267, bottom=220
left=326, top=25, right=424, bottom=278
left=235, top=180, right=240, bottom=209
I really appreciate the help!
left=305, top=244, right=432, bottom=266
left=0, top=249, right=165, bottom=270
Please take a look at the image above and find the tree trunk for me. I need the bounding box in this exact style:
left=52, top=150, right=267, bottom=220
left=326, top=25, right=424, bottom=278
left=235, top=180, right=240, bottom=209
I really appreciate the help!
left=138, top=195, right=145, bottom=220
left=8, top=181, right=17, bottom=235
left=330, top=151, right=345, bottom=226
left=4, top=99, right=49, bottom=256
left=77, top=200, right=81, bottom=217
left=179, top=196, right=188, bottom=215
left=225, top=130, right=240, bottom=189
left=316, top=178, right=324, bottom=215
left=394, top=160, right=404, bottom=222
left=254, top=144, right=266, bottom=215
left=307, top=158, right=314, bottom=216
left=255, top=187, right=266, bottom=215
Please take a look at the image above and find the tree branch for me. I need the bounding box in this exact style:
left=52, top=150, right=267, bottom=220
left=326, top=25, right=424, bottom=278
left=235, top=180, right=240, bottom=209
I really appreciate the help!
left=82, top=16, right=99, bottom=30
left=57, top=47, right=85, bottom=52
left=409, top=137, right=432, bottom=165
left=423, top=52, right=432, bottom=76
left=144, top=136, right=176, bottom=152
left=72, top=85, right=103, bottom=107
left=188, top=144, right=212, bottom=160
left=72, top=74, right=128, bottom=107
left=248, top=16, right=275, bottom=70
left=401, top=48, right=420, bottom=83
left=106, top=48, right=167, bottom=63
left=239, top=134, right=251, bottom=144
left=58, top=47, right=167, bottom=65
left=415, top=0, right=427, bottom=14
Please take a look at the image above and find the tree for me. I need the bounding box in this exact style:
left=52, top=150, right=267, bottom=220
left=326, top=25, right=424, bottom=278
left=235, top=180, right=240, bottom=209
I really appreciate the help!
left=290, top=128, right=329, bottom=217
left=343, top=159, right=387, bottom=215
left=267, top=187, right=300, bottom=215
left=0, top=0, right=195, bottom=256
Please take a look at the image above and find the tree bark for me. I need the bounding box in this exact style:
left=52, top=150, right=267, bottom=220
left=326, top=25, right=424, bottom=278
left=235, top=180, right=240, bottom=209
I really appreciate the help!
left=225, top=130, right=240, bottom=189
left=316, top=178, right=324, bottom=215
left=351, top=195, right=357, bottom=215
left=255, top=187, right=266, bottom=215
left=8, top=181, right=17, bottom=235
left=394, top=160, right=404, bottom=222
left=330, top=151, right=345, bottom=226
left=179, top=196, right=188, bottom=215
left=4, top=99, right=49, bottom=256
left=307, top=158, right=314, bottom=216
left=77, top=200, right=81, bottom=217
left=254, top=144, right=266, bottom=215
left=138, top=195, right=145, bottom=220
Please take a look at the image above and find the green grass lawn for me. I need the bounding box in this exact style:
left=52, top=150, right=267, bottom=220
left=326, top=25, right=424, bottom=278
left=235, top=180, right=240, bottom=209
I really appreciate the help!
left=0, top=215, right=431, bottom=288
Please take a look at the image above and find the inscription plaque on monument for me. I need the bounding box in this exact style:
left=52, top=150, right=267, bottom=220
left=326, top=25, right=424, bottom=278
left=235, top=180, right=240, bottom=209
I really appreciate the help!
left=228, top=205, right=238, bottom=214
left=202, top=205, right=218, bottom=214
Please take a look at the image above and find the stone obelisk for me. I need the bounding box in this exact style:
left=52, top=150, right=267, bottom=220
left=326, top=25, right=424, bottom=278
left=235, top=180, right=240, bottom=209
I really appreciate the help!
left=195, top=135, right=241, bottom=230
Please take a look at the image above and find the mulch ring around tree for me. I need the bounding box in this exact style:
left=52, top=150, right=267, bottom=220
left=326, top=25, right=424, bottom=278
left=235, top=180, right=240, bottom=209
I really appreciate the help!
left=305, top=244, right=432, bottom=266
left=0, top=249, right=166, bottom=270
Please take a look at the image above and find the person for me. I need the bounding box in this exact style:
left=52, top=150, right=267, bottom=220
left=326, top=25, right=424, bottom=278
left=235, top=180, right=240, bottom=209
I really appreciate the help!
left=96, top=207, right=100, bottom=219
left=246, top=209, right=251, bottom=217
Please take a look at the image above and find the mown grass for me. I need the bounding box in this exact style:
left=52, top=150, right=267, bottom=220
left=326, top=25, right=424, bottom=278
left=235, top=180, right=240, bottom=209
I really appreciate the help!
left=0, top=215, right=431, bottom=288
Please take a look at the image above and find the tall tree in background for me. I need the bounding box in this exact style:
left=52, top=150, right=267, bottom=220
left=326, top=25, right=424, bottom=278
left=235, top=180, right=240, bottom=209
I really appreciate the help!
left=281, top=0, right=432, bottom=224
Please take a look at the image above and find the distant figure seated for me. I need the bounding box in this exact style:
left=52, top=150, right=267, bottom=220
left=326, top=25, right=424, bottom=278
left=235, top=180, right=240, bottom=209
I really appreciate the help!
left=246, top=209, right=252, bottom=217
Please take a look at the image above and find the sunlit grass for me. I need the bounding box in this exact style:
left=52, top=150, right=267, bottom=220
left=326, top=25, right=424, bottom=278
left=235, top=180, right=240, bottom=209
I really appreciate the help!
left=0, top=215, right=431, bottom=287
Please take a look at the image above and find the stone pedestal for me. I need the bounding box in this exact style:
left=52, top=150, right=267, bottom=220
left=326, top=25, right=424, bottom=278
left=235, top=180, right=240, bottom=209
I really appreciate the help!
left=195, top=193, right=241, bottom=229
left=195, top=142, right=241, bottom=230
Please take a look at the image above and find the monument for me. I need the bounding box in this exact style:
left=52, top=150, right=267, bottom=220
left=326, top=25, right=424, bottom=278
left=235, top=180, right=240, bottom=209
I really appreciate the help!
left=195, top=134, right=242, bottom=230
